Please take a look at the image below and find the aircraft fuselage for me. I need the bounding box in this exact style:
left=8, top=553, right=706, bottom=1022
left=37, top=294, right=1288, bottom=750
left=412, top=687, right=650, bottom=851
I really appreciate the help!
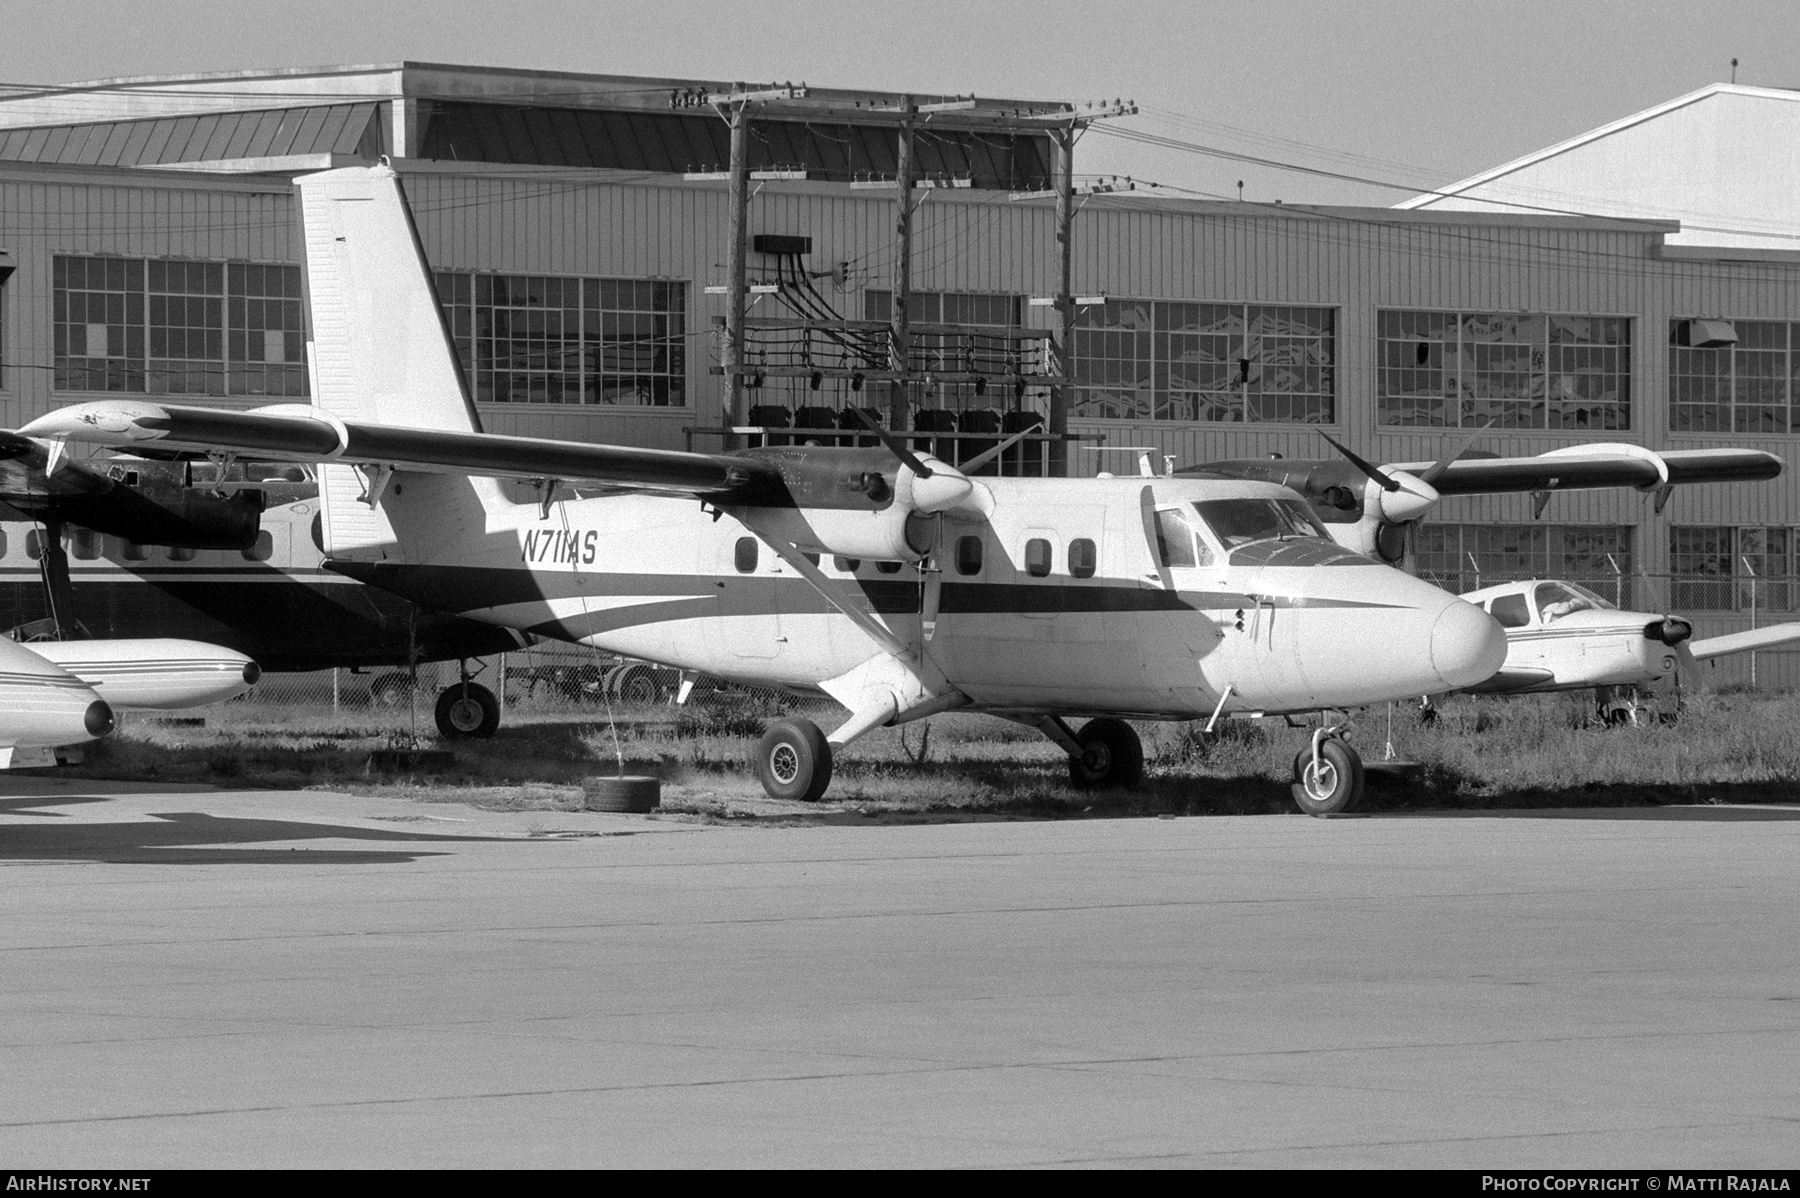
left=332, top=474, right=1506, bottom=719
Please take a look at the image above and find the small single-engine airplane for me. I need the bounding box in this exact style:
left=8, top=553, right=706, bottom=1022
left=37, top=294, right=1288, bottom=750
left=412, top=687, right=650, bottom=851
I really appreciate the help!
left=1458, top=577, right=1800, bottom=699
left=17, top=164, right=1786, bottom=814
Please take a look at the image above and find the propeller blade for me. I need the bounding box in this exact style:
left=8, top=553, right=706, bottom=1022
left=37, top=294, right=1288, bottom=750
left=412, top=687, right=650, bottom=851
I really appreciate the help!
left=922, top=565, right=943, bottom=641
left=847, top=406, right=935, bottom=479
left=1417, top=419, right=1493, bottom=487
left=1319, top=432, right=1399, bottom=492
left=958, top=419, right=1042, bottom=474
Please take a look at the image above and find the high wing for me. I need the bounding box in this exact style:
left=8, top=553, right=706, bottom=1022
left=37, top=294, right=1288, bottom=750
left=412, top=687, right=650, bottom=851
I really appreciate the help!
left=0, top=430, right=114, bottom=502
left=17, top=400, right=793, bottom=504
left=1688, top=622, right=1800, bottom=661
left=1380, top=445, right=1781, bottom=494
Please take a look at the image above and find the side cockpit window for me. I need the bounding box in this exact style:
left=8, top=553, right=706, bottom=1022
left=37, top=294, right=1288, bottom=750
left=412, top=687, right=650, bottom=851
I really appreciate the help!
left=1154, top=508, right=1212, bottom=568
left=1488, top=593, right=1531, bottom=628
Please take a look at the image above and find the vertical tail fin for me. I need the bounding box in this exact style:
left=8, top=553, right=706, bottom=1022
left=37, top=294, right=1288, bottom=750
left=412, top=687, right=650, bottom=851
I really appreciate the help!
left=297, top=163, right=503, bottom=559
left=299, top=162, right=479, bottom=433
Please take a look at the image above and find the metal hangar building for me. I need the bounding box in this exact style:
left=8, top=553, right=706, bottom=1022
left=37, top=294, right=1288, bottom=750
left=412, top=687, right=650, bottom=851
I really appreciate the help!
left=0, top=64, right=1796, bottom=681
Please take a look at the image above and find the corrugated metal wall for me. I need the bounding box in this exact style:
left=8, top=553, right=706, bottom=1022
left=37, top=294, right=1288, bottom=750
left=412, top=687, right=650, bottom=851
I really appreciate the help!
left=9, top=159, right=1800, bottom=591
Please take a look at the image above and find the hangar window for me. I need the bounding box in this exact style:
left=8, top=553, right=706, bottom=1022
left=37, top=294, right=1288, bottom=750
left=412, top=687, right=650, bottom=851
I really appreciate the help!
left=53, top=256, right=306, bottom=398
left=1415, top=523, right=1635, bottom=607
left=1669, top=319, right=1797, bottom=434
left=435, top=271, right=687, bottom=407
left=1377, top=310, right=1631, bottom=431
left=1070, top=300, right=1334, bottom=424
left=1068, top=538, right=1097, bottom=579
left=1670, top=526, right=1794, bottom=611
left=734, top=537, right=758, bottom=573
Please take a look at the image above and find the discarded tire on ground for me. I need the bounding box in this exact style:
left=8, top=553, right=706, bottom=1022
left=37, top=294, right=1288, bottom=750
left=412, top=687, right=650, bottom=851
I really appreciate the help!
left=581, top=775, right=661, bottom=812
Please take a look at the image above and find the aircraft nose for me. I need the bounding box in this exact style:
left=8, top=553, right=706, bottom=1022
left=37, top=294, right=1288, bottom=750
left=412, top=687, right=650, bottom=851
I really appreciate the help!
left=84, top=700, right=116, bottom=739
left=1430, top=600, right=1508, bottom=689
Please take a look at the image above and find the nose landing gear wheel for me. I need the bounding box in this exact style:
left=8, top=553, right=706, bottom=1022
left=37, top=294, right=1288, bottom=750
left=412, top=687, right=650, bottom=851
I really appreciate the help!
left=1290, top=737, right=1363, bottom=816
left=755, top=718, right=833, bottom=802
left=1068, top=717, right=1145, bottom=789
left=435, top=682, right=500, bottom=739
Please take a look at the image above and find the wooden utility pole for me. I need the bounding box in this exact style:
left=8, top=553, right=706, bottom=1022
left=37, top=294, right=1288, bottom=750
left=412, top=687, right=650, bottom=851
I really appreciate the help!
left=889, top=100, right=918, bottom=433
left=1049, top=124, right=1076, bottom=478
left=721, top=103, right=751, bottom=451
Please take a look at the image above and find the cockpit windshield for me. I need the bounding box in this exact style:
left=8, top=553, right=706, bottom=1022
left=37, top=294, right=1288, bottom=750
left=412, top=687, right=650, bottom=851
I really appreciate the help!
left=1534, top=581, right=1616, bottom=622
left=1192, top=498, right=1327, bottom=550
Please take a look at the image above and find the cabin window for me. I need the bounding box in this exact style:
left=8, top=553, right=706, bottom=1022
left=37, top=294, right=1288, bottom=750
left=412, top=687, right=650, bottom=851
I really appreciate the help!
left=955, top=536, right=983, bottom=576
left=833, top=557, right=860, bottom=573
left=167, top=545, right=196, bottom=562
left=24, top=529, right=42, bottom=560
left=71, top=529, right=103, bottom=560
left=802, top=551, right=820, bottom=567
left=242, top=531, right=275, bottom=562
left=1488, top=594, right=1531, bottom=628
left=1068, top=538, right=1097, bottom=579
left=734, top=537, right=758, bottom=573
left=122, top=541, right=150, bottom=562
left=875, top=561, right=902, bottom=574
left=1024, top=538, right=1053, bottom=577
left=1154, top=508, right=1203, bottom=569
left=0, top=530, right=7, bottom=558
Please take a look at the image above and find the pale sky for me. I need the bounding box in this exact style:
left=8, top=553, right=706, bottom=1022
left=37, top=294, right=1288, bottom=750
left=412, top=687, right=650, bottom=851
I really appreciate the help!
left=3, top=0, right=1794, bottom=206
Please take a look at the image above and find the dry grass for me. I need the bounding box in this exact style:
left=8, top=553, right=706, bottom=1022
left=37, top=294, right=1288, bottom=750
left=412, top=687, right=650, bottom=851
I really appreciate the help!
left=47, top=688, right=1800, bottom=822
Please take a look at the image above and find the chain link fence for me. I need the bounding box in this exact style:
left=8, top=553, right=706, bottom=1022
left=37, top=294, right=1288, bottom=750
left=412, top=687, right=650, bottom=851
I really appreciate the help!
left=237, top=641, right=804, bottom=720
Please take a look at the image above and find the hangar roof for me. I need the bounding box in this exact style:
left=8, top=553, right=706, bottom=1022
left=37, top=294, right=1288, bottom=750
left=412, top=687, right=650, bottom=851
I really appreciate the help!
left=0, top=62, right=1076, bottom=188
left=1399, top=83, right=1800, bottom=253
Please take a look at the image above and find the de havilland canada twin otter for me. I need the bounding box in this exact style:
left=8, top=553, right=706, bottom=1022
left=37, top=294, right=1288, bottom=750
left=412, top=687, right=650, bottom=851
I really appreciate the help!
left=20, top=164, right=1786, bottom=814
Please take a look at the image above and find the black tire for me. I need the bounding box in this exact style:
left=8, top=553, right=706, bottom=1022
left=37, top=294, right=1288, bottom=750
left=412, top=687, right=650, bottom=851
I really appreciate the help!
left=755, top=718, right=833, bottom=802
left=435, top=682, right=500, bottom=740
left=1067, top=717, right=1145, bottom=789
left=582, top=775, right=661, bottom=813
left=1290, top=738, right=1364, bottom=816
left=612, top=664, right=662, bottom=705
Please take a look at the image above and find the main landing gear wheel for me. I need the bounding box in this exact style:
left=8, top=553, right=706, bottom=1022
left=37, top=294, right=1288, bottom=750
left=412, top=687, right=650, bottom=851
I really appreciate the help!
left=1290, top=737, right=1364, bottom=817
left=1068, top=718, right=1145, bottom=789
left=435, top=682, right=500, bottom=739
left=756, top=717, right=834, bottom=803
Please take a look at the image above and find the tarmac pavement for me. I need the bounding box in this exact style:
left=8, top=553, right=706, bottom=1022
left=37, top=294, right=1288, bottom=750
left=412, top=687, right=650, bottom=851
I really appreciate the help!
left=2, top=776, right=1798, bottom=1168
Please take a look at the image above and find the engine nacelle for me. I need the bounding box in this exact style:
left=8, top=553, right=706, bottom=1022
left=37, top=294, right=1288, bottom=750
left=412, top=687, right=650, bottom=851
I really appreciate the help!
left=742, top=504, right=934, bottom=562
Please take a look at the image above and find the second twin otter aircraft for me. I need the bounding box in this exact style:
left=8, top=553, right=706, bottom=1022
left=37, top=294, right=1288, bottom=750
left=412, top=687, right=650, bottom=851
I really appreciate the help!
left=22, top=165, right=1784, bottom=814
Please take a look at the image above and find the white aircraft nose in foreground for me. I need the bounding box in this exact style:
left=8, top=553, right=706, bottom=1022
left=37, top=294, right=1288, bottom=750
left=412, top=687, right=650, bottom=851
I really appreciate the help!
left=19, top=163, right=1783, bottom=815
left=0, top=637, right=114, bottom=766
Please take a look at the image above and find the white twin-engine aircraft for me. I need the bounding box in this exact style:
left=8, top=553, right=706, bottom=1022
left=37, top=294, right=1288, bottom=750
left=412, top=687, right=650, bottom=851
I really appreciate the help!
left=18, top=164, right=1785, bottom=814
